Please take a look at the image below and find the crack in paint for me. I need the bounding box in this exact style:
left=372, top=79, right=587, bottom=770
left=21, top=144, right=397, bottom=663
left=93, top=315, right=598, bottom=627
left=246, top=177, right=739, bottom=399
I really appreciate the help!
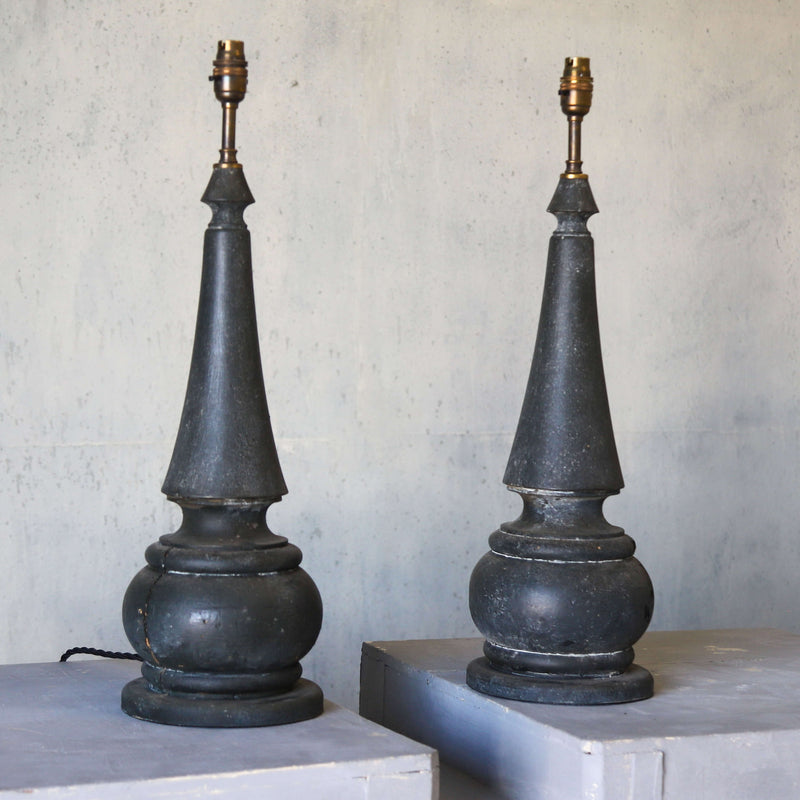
left=141, top=547, right=172, bottom=668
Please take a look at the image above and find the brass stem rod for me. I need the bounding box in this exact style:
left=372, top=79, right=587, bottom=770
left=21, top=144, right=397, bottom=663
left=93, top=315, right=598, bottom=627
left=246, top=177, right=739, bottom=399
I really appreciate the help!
left=567, top=116, right=582, bottom=175
left=221, top=104, right=237, bottom=164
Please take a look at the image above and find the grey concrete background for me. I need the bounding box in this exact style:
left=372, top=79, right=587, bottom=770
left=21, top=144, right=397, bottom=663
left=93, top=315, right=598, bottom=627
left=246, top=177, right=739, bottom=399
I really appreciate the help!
left=2, top=1, right=799, bottom=711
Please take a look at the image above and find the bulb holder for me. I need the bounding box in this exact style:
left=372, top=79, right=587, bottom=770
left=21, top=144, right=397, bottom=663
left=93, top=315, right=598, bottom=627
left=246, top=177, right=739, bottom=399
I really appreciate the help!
left=559, top=56, right=593, bottom=178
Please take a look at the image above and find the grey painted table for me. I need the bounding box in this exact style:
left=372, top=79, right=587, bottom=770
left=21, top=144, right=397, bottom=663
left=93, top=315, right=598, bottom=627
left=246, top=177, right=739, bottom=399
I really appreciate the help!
left=0, top=659, right=437, bottom=798
left=360, top=629, right=800, bottom=800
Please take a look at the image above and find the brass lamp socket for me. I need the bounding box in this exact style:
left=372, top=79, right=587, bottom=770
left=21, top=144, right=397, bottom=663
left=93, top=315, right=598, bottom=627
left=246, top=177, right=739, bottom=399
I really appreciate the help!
left=559, top=56, right=592, bottom=118
left=211, top=40, right=248, bottom=105
left=209, top=40, right=248, bottom=166
left=558, top=57, right=592, bottom=178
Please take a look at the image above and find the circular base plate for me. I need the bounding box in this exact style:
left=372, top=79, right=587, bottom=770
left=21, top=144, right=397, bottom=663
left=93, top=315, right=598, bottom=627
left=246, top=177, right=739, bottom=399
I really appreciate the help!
left=466, top=657, right=653, bottom=705
left=121, top=677, right=323, bottom=727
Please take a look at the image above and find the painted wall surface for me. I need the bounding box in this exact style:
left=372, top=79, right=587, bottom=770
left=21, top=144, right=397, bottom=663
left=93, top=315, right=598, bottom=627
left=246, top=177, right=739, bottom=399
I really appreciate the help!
left=2, top=1, right=799, bottom=710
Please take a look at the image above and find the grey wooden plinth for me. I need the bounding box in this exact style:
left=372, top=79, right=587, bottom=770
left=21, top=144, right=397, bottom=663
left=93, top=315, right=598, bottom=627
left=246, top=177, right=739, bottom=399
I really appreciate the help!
left=360, top=629, right=800, bottom=800
left=0, top=660, right=437, bottom=799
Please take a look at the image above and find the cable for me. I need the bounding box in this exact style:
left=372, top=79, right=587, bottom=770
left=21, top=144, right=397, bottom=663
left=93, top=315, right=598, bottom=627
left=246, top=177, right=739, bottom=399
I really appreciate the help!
left=59, top=647, right=142, bottom=662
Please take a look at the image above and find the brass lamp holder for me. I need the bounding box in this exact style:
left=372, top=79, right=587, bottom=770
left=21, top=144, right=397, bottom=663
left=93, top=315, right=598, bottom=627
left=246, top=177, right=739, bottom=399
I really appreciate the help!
left=559, top=56, right=593, bottom=178
left=210, top=40, right=247, bottom=167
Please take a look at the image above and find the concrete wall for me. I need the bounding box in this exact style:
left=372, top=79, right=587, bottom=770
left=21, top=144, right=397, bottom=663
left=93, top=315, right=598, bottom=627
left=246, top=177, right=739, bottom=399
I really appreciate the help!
left=2, top=1, right=799, bottom=710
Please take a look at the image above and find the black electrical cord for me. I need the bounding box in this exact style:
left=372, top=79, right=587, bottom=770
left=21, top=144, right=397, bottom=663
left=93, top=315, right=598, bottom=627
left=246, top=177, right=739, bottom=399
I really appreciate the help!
left=59, top=647, right=142, bottom=662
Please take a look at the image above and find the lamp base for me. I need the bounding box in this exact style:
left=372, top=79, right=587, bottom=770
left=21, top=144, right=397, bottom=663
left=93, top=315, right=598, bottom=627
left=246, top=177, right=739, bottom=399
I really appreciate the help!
left=121, top=677, right=323, bottom=727
left=466, top=657, right=653, bottom=705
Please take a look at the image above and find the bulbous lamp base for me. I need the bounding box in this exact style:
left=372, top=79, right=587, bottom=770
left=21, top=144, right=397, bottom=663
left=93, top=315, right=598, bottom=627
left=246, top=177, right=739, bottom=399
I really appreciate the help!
left=468, top=493, right=654, bottom=706
left=121, top=506, right=324, bottom=728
